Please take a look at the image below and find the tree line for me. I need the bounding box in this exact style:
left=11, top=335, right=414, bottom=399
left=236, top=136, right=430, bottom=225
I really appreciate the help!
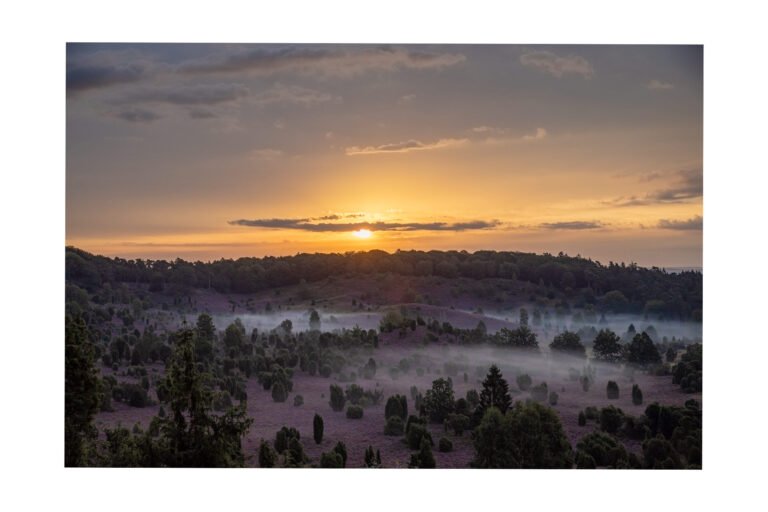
left=66, top=246, right=702, bottom=320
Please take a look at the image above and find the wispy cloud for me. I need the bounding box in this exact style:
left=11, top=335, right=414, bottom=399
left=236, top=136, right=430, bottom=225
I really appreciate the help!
left=522, top=127, right=548, bottom=141
left=479, top=127, right=548, bottom=145
left=539, top=221, right=603, bottom=230
left=345, top=138, right=467, bottom=156
left=188, top=108, right=217, bottom=119
left=647, top=79, right=674, bottom=90
left=250, top=148, right=284, bottom=160
left=229, top=217, right=500, bottom=232
left=520, top=51, right=593, bottom=78
left=181, top=46, right=466, bottom=77
left=119, top=83, right=250, bottom=106
left=252, top=83, right=339, bottom=106
left=657, top=215, right=702, bottom=230
left=66, top=60, right=151, bottom=96
left=608, top=167, right=702, bottom=206
left=112, top=107, right=161, bottom=123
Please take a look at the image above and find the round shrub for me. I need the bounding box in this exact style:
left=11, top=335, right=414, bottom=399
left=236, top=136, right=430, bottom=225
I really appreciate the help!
left=346, top=405, right=364, bottom=419
left=319, top=364, right=332, bottom=378
left=632, top=384, right=643, bottom=405
left=319, top=451, right=344, bottom=468
left=576, top=431, right=628, bottom=467
left=548, top=391, right=559, bottom=406
left=409, top=437, right=436, bottom=468
left=438, top=437, right=453, bottom=452
left=406, top=422, right=432, bottom=450
left=530, top=382, right=548, bottom=402
left=599, top=406, right=624, bottom=434
left=293, top=394, right=304, bottom=407
left=516, top=374, right=532, bottom=391
left=448, top=413, right=470, bottom=436
left=125, top=384, right=149, bottom=408
left=584, top=406, right=599, bottom=421
left=575, top=450, right=596, bottom=469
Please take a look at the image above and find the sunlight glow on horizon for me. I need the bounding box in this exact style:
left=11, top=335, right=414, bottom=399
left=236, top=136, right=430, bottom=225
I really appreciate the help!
left=66, top=44, right=702, bottom=268
left=352, top=229, right=373, bottom=239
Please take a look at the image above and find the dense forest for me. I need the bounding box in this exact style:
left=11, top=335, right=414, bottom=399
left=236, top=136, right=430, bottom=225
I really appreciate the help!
left=66, top=247, right=702, bottom=321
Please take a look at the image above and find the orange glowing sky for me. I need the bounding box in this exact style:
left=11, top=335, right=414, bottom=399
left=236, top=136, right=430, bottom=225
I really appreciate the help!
left=66, top=44, right=702, bottom=267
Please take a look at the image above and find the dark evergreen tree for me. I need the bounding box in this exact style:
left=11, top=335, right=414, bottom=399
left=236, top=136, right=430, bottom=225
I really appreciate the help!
left=271, top=381, right=288, bottom=403
left=606, top=381, right=619, bottom=399
left=476, top=365, right=512, bottom=424
left=156, top=329, right=253, bottom=467
left=384, top=394, right=407, bottom=420
left=313, top=413, right=324, bottom=444
left=309, top=309, right=321, bottom=331
left=333, top=441, right=347, bottom=467
left=409, top=437, right=437, bottom=468
left=65, top=315, right=102, bottom=466
left=329, top=384, right=346, bottom=411
left=258, top=439, right=277, bottom=467
left=627, top=332, right=662, bottom=366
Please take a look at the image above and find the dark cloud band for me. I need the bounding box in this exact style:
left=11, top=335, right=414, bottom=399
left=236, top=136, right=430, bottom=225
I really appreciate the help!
left=657, top=216, right=702, bottom=230
left=539, top=221, right=603, bottom=230
left=229, top=218, right=500, bottom=232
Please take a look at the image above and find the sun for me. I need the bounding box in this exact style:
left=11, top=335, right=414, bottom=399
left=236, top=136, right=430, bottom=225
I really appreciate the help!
left=352, top=229, right=373, bottom=239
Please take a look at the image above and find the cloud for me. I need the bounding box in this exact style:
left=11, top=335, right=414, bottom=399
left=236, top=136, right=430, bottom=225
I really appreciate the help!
left=647, top=79, right=674, bottom=90
left=398, top=94, right=417, bottom=104
left=476, top=126, right=548, bottom=146
left=188, top=108, right=217, bottom=119
left=313, top=213, right=365, bottom=221
left=67, top=63, right=147, bottom=95
left=113, top=107, right=161, bottom=123
left=522, top=127, right=548, bottom=141
left=181, top=46, right=466, bottom=77
left=252, top=83, right=339, bottom=106
left=345, top=138, right=467, bottom=155
left=520, top=51, right=593, bottom=78
left=539, top=221, right=603, bottom=230
left=228, top=218, right=500, bottom=232
left=119, top=83, right=250, bottom=106
left=250, top=148, right=284, bottom=160
left=609, top=167, right=702, bottom=206
left=657, top=215, right=702, bottom=230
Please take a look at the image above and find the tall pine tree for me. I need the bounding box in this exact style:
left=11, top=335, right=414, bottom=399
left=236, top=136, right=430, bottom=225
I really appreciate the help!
left=475, top=365, right=512, bottom=423
left=65, top=315, right=102, bottom=466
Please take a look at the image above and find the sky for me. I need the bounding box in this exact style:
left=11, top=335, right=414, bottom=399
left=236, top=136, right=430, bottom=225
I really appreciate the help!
left=66, top=44, right=702, bottom=268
